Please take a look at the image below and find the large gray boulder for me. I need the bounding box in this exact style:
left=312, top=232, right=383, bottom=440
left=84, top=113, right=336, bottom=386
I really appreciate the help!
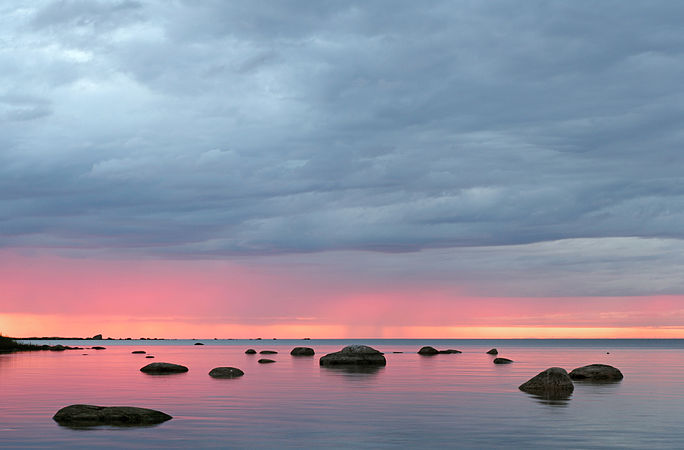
left=519, top=367, right=574, bottom=397
left=140, top=362, right=188, bottom=374
left=319, top=345, right=386, bottom=366
left=209, top=367, right=244, bottom=378
left=291, top=347, right=315, bottom=356
left=418, top=346, right=439, bottom=355
left=569, top=364, right=623, bottom=381
left=53, top=404, right=172, bottom=426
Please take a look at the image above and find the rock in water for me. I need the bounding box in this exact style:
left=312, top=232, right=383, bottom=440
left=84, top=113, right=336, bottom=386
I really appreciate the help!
left=53, top=404, right=172, bottom=426
left=140, top=362, right=188, bottom=374
left=493, top=358, right=513, bottom=364
left=145, top=355, right=154, bottom=358
left=92, top=346, right=106, bottom=350
left=319, top=345, right=386, bottom=366
left=260, top=350, right=278, bottom=354
left=486, top=348, right=498, bottom=355
left=439, top=349, right=462, bottom=354
left=258, top=358, right=276, bottom=364
left=245, top=349, right=257, bottom=354
left=569, top=364, right=623, bottom=381
left=209, top=367, right=244, bottom=378
left=290, top=347, right=315, bottom=356
left=131, top=350, right=146, bottom=354
left=519, top=367, right=574, bottom=397
left=194, top=342, right=204, bottom=345
left=418, top=346, right=439, bottom=355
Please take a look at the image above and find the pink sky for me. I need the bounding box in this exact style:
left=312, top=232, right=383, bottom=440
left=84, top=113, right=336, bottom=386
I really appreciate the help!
left=2, top=250, right=683, bottom=338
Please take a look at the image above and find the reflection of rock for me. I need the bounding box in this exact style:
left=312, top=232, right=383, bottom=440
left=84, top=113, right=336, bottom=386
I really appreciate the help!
left=245, top=349, right=257, bottom=354
left=140, top=362, right=188, bottom=374
left=260, top=350, right=278, bottom=354
left=569, top=364, right=623, bottom=381
left=319, top=345, right=386, bottom=366
left=322, top=365, right=384, bottom=375
left=486, top=348, right=498, bottom=355
left=53, top=404, right=171, bottom=426
left=258, top=359, right=276, bottom=364
left=418, top=346, right=439, bottom=355
left=132, top=350, right=146, bottom=354
left=519, top=367, right=574, bottom=399
left=209, top=367, right=244, bottom=378
left=290, top=347, right=315, bottom=356
left=493, top=358, right=513, bottom=364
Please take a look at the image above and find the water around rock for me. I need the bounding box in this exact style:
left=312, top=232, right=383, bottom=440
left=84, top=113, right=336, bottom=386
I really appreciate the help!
left=319, top=345, right=386, bottom=366
left=53, top=404, right=172, bottom=426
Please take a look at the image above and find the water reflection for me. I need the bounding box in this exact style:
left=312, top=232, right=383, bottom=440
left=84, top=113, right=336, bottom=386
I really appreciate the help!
left=320, top=365, right=385, bottom=377
left=522, top=391, right=573, bottom=407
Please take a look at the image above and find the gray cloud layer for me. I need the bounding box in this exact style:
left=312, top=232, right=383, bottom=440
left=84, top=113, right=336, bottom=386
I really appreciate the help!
left=2, top=1, right=684, bottom=266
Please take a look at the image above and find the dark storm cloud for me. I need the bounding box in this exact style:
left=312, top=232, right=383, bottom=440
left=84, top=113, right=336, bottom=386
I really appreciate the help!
left=3, top=0, right=684, bottom=264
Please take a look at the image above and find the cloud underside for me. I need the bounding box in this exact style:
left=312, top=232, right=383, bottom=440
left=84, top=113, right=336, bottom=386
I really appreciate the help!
left=2, top=2, right=684, bottom=268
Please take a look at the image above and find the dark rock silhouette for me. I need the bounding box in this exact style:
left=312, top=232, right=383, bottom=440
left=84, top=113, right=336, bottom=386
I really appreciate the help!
left=53, top=404, right=171, bottom=426
left=194, top=342, right=204, bottom=346
left=439, top=349, right=462, bottom=354
left=519, top=367, right=574, bottom=398
left=140, top=362, right=188, bottom=374
left=209, top=367, right=244, bottom=378
left=145, top=355, right=154, bottom=358
left=486, top=348, right=498, bottom=355
left=320, top=345, right=386, bottom=366
left=291, top=347, right=315, bottom=356
left=132, top=350, right=146, bottom=354
left=493, top=357, right=513, bottom=364
left=245, top=349, right=257, bottom=354
left=92, top=346, right=106, bottom=350
left=258, top=358, right=276, bottom=364
left=260, top=350, right=278, bottom=354
left=418, top=346, right=439, bottom=355
left=91, top=334, right=103, bottom=340
left=569, top=364, right=623, bottom=381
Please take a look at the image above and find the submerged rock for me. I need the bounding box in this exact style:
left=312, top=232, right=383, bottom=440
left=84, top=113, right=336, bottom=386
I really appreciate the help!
left=290, top=347, right=315, bottom=356
left=569, top=364, right=623, bottom=381
left=519, top=367, right=574, bottom=397
left=486, top=348, right=498, bottom=355
left=209, top=367, right=244, bottom=378
left=320, top=345, right=386, bottom=366
left=439, top=349, right=462, bottom=354
left=260, top=350, right=278, bottom=354
left=493, top=358, right=513, bottom=364
left=258, top=358, right=276, bottom=364
left=194, top=342, right=204, bottom=346
left=418, top=346, right=439, bottom=355
left=245, top=349, right=257, bottom=354
left=132, top=350, right=146, bottom=354
left=140, top=362, right=188, bottom=374
left=92, top=346, right=106, bottom=350
left=53, top=404, right=171, bottom=426
left=145, top=355, right=154, bottom=358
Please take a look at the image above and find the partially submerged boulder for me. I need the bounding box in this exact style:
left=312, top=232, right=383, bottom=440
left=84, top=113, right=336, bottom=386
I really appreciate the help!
left=493, top=357, right=513, bottom=364
left=290, top=347, right=315, bottom=356
left=245, top=349, right=257, bottom=354
left=194, top=342, right=204, bottom=346
left=486, top=348, right=498, bottom=355
left=92, top=346, right=106, bottom=350
left=209, top=367, right=244, bottom=378
left=439, top=349, right=462, bottom=354
left=260, top=350, right=278, bottom=354
left=132, top=350, right=146, bottom=354
left=319, top=345, right=386, bottom=366
left=569, top=364, right=623, bottom=381
left=418, top=346, right=439, bottom=355
left=140, top=362, right=188, bottom=374
left=145, top=355, right=154, bottom=358
left=258, top=358, right=276, bottom=364
left=53, top=404, right=172, bottom=426
left=519, top=367, right=574, bottom=397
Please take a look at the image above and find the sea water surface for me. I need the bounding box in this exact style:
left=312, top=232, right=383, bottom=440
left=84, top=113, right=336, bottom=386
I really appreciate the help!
left=2, top=339, right=683, bottom=448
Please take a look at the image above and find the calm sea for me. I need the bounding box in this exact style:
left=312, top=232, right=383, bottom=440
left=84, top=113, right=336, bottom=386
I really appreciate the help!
left=2, top=339, right=683, bottom=449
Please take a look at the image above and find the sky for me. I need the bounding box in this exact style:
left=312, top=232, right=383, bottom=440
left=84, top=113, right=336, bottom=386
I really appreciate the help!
left=2, top=1, right=684, bottom=338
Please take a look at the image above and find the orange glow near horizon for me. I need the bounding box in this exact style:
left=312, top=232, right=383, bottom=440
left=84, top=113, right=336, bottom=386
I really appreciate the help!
left=2, top=250, right=684, bottom=339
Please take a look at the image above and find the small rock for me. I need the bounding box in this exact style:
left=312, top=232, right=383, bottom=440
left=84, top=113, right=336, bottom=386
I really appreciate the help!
left=418, top=346, right=439, bottom=355
left=132, top=350, right=146, bottom=354
left=92, top=346, right=106, bottom=350
left=519, top=367, right=574, bottom=397
left=319, top=345, right=386, bottom=366
left=438, top=349, right=462, bottom=354
left=145, top=355, right=154, bottom=358
left=209, top=367, right=244, bottom=378
left=569, top=364, right=623, bottom=381
left=140, top=362, right=188, bottom=374
left=290, top=347, right=315, bottom=356
left=258, top=359, right=276, bottom=364
left=260, top=350, right=278, bottom=354
left=53, top=404, right=171, bottom=426
left=493, top=357, right=513, bottom=364
left=486, top=348, right=498, bottom=355
left=194, top=342, right=204, bottom=346
left=245, top=349, right=257, bottom=354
